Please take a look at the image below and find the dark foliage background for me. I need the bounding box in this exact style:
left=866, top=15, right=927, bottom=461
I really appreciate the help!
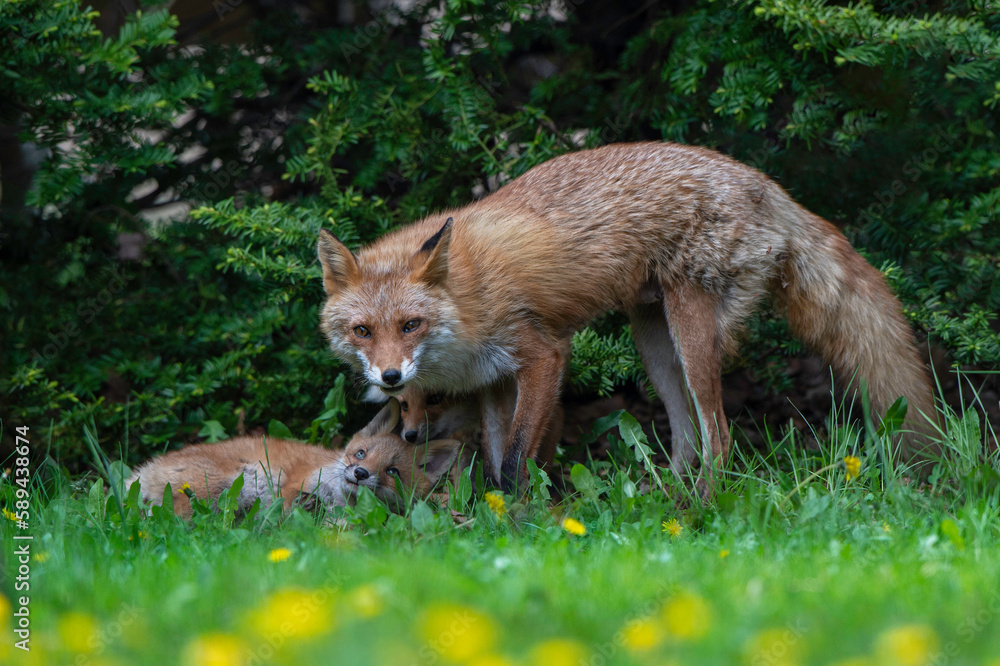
left=2, top=0, right=997, bottom=470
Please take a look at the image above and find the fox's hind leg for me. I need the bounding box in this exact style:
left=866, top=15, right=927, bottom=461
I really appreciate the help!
left=629, top=304, right=699, bottom=476
left=660, top=284, right=730, bottom=496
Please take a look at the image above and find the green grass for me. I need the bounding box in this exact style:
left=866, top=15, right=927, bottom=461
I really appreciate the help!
left=3, top=399, right=999, bottom=666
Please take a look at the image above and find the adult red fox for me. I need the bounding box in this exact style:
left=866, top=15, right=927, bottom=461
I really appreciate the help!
left=317, top=142, right=939, bottom=493
left=127, top=400, right=461, bottom=516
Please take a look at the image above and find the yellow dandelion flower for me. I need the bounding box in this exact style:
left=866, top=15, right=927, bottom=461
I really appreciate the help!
left=33, top=552, right=49, bottom=563
left=3, top=507, right=17, bottom=522
left=418, top=603, right=497, bottom=662
left=58, top=611, right=98, bottom=653
left=875, top=624, right=939, bottom=666
left=182, top=632, right=247, bottom=666
left=662, top=591, right=711, bottom=641
left=622, top=616, right=665, bottom=652
left=347, top=584, right=383, bottom=618
left=484, top=491, right=506, bottom=517
left=529, top=638, right=588, bottom=666
left=561, top=517, right=586, bottom=536
left=248, top=588, right=335, bottom=639
left=180, top=482, right=191, bottom=491
left=745, top=627, right=804, bottom=666
left=268, top=547, right=292, bottom=563
left=719, top=549, right=730, bottom=559
left=662, top=518, right=683, bottom=538
left=844, top=456, right=861, bottom=480
left=883, top=522, right=891, bottom=533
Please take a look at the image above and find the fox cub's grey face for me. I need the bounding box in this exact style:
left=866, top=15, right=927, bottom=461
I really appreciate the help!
left=366, top=384, right=475, bottom=444
left=339, top=433, right=410, bottom=505
left=316, top=220, right=454, bottom=396
left=332, top=398, right=461, bottom=508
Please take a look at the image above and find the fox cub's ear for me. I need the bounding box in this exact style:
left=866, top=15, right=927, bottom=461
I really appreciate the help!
left=358, top=398, right=401, bottom=437
left=415, top=439, right=462, bottom=486
left=410, top=218, right=452, bottom=286
left=363, top=385, right=390, bottom=403
left=317, top=229, right=360, bottom=296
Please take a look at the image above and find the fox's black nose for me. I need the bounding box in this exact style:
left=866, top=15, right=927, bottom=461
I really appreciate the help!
left=404, top=430, right=418, bottom=443
left=382, top=369, right=402, bottom=385
left=354, top=467, right=370, bottom=481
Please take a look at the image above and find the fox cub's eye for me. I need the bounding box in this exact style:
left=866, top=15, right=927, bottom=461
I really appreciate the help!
left=387, top=467, right=400, bottom=476
left=400, top=401, right=409, bottom=412
left=427, top=393, right=442, bottom=406
left=402, top=319, right=421, bottom=333
left=354, top=325, right=371, bottom=338
left=354, top=449, right=366, bottom=460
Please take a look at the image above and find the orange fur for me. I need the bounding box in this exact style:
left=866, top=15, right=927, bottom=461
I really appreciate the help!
left=318, top=142, right=939, bottom=493
left=127, top=400, right=461, bottom=517
left=367, top=384, right=561, bottom=471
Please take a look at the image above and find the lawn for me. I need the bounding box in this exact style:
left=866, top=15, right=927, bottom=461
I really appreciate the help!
left=3, top=405, right=999, bottom=666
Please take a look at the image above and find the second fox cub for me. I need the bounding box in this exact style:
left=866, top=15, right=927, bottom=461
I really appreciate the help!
left=364, top=384, right=477, bottom=444
left=128, top=400, right=460, bottom=517
left=317, top=142, right=939, bottom=493
left=366, top=384, right=561, bottom=468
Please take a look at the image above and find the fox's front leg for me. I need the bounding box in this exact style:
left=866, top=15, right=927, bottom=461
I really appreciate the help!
left=497, top=338, right=565, bottom=493
left=478, top=378, right=515, bottom=487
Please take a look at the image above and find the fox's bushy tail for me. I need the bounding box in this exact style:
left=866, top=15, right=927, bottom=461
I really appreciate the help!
left=775, top=205, right=941, bottom=463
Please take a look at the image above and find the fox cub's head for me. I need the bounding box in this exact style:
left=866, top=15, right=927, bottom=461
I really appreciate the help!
left=365, top=384, right=477, bottom=444
left=316, top=218, right=454, bottom=397
left=331, top=398, right=461, bottom=509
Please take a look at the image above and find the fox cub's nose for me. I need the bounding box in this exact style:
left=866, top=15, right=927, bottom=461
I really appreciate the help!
left=382, top=368, right=402, bottom=386
left=354, top=467, right=370, bottom=481
left=404, top=430, right=418, bottom=443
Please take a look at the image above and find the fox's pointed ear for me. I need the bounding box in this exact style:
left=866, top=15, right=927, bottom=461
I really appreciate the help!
left=317, top=229, right=360, bottom=296
left=358, top=397, right=401, bottom=437
left=410, top=218, right=453, bottom=286
left=416, top=439, right=462, bottom=486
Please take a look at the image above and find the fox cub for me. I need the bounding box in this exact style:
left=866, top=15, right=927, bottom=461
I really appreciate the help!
left=365, top=384, right=477, bottom=443
left=127, top=399, right=460, bottom=517
left=366, top=384, right=561, bottom=470
left=317, top=142, right=939, bottom=493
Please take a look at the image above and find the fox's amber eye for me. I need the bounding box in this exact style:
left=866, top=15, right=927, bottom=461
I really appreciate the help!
left=402, top=319, right=421, bottom=333
left=400, top=401, right=409, bottom=412
left=387, top=467, right=400, bottom=476
left=427, top=393, right=442, bottom=406
left=354, top=325, right=371, bottom=338
left=354, top=449, right=366, bottom=460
